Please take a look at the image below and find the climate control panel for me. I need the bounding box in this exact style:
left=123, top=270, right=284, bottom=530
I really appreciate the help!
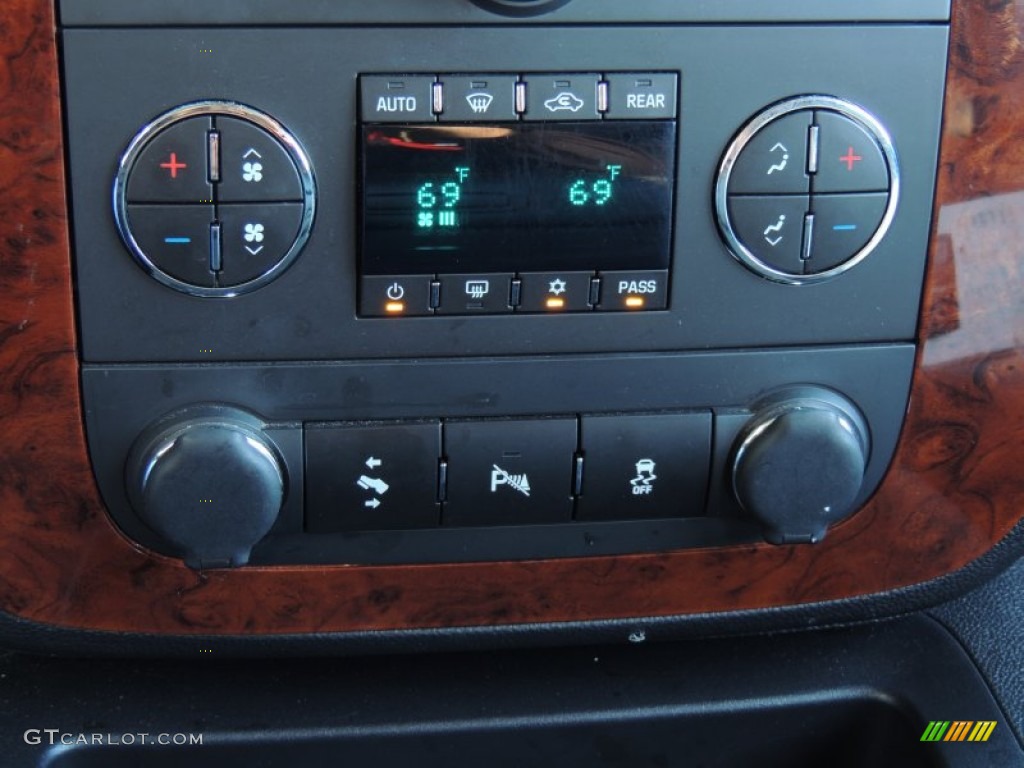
left=114, top=102, right=315, bottom=296
left=715, top=96, right=898, bottom=283
left=60, top=20, right=947, bottom=567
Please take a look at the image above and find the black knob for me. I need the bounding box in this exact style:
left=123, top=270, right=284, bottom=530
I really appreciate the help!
left=732, top=388, right=870, bottom=544
left=127, top=407, right=284, bottom=568
left=470, top=0, right=571, bottom=16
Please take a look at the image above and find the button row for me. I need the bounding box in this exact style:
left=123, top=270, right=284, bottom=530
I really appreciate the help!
left=728, top=193, right=888, bottom=276
left=305, top=413, right=711, bottom=534
left=724, top=106, right=892, bottom=277
left=127, top=115, right=304, bottom=205
left=729, top=109, right=889, bottom=196
left=128, top=203, right=303, bottom=288
left=360, top=270, right=669, bottom=317
left=361, top=72, right=678, bottom=123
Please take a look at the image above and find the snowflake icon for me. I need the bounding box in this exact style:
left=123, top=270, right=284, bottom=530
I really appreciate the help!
left=242, top=162, right=264, bottom=183
left=548, top=278, right=567, bottom=296
left=243, top=223, right=265, bottom=243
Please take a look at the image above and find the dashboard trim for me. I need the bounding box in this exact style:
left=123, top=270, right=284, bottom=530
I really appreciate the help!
left=0, top=0, right=1021, bottom=642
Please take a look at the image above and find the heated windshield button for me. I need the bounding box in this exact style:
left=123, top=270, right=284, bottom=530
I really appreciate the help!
left=577, top=412, right=711, bottom=521
left=444, top=419, right=577, bottom=526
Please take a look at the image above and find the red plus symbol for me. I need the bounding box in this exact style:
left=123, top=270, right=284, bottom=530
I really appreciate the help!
left=839, top=146, right=863, bottom=172
left=159, top=152, right=188, bottom=179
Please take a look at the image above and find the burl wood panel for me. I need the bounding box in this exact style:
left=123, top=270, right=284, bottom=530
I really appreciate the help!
left=0, top=0, right=1022, bottom=637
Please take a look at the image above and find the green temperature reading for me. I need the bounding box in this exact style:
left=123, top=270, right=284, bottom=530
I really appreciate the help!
left=569, top=165, right=622, bottom=207
left=417, top=167, right=470, bottom=229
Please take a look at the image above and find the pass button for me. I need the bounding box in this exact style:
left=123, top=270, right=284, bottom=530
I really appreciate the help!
left=596, top=270, right=669, bottom=311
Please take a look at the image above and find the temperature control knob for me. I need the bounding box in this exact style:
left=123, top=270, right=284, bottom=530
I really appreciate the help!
left=731, top=388, right=870, bottom=544
left=127, top=407, right=285, bottom=568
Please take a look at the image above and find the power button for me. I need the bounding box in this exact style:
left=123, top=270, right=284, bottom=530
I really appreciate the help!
left=361, top=275, right=433, bottom=316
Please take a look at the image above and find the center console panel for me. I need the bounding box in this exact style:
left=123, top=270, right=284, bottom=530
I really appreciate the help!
left=61, top=11, right=948, bottom=568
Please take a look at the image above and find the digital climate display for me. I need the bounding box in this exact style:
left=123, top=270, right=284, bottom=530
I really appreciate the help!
left=361, top=122, right=677, bottom=275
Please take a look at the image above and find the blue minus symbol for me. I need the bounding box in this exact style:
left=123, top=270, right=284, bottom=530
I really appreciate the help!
left=164, top=236, right=192, bottom=244
left=832, top=224, right=858, bottom=232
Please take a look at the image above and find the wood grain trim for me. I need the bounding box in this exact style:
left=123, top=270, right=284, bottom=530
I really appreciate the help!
left=0, top=0, right=1022, bottom=636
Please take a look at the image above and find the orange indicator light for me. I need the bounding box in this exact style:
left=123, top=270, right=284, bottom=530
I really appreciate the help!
left=545, top=298, right=566, bottom=309
left=625, top=296, right=645, bottom=309
left=385, top=301, right=405, bottom=314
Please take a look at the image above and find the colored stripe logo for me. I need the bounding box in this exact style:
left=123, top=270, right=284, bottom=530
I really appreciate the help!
left=921, top=721, right=997, bottom=742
